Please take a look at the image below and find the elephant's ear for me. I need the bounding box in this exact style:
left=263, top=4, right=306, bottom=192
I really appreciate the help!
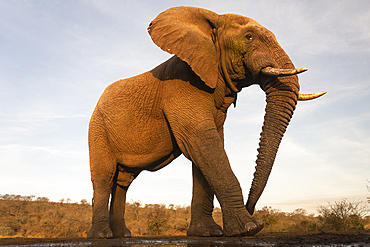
left=148, top=6, right=220, bottom=89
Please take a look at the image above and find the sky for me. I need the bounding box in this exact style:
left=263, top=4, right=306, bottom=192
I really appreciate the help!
left=0, top=0, right=369, bottom=214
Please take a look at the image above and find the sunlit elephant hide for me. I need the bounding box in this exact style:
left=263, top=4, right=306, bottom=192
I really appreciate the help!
left=87, top=6, right=326, bottom=239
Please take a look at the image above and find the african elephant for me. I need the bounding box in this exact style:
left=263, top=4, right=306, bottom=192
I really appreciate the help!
left=87, top=6, right=325, bottom=239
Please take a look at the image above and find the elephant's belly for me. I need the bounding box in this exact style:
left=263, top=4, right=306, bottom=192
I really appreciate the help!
left=111, top=122, right=181, bottom=170
left=115, top=145, right=181, bottom=171
left=102, top=106, right=179, bottom=169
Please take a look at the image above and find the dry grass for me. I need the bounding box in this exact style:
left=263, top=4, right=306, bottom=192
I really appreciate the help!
left=1, top=194, right=368, bottom=238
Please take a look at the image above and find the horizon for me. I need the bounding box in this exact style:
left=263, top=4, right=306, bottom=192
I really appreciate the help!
left=3, top=193, right=369, bottom=217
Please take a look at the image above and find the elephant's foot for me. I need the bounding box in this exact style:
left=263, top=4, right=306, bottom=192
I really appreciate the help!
left=87, top=223, right=113, bottom=239
left=222, top=211, right=264, bottom=237
left=187, top=218, right=223, bottom=237
left=110, top=222, right=132, bottom=238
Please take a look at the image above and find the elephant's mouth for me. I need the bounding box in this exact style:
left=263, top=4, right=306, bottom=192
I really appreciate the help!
left=260, top=66, right=327, bottom=101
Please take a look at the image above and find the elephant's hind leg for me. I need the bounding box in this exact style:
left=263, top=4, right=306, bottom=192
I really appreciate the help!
left=109, top=167, right=137, bottom=238
left=187, top=163, right=223, bottom=237
left=87, top=110, right=116, bottom=239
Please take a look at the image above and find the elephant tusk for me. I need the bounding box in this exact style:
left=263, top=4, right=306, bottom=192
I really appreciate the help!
left=261, top=67, right=308, bottom=77
left=298, top=91, right=327, bottom=101
left=260, top=67, right=326, bottom=100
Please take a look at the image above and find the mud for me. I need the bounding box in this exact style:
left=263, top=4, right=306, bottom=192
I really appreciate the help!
left=1, top=232, right=370, bottom=247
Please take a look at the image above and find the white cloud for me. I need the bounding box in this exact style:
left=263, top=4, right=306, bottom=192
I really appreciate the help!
left=270, top=1, right=370, bottom=55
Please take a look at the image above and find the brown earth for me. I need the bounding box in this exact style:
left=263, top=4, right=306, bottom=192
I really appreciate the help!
left=1, top=232, right=370, bottom=246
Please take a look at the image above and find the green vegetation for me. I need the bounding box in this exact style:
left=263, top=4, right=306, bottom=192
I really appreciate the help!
left=0, top=194, right=369, bottom=238
left=317, top=199, right=369, bottom=231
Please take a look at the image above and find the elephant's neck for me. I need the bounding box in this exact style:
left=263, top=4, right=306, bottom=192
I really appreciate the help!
left=214, top=76, right=236, bottom=113
left=152, top=56, right=236, bottom=113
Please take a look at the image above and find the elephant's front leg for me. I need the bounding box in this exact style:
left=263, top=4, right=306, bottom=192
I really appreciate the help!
left=187, top=163, right=223, bottom=237
left=168, top=118, right=262, bottom=236
left=163, top=92, right=264, bottom=236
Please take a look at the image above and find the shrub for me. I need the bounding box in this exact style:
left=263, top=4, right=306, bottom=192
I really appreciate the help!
left=317, top=198, right=370, bottom=231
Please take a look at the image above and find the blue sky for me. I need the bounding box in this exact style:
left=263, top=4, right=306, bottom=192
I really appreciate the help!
left=0, top=0, right=369, bottom=214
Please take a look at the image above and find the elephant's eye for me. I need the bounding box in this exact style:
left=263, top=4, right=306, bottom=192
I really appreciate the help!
left=246, top=34, right=253, bottom=41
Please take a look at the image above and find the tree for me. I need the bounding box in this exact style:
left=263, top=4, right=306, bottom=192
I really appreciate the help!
left=146, top=204, right=169, bottom=236
left=292, top=208, right=307, bottom=216
left=0, top=194, right=35, bottom=217
left=317, top=198, right=370, bottom=231
left=36, top=197, right=49, bottom=203
left=131, top=200, right=142, bottom=221
left=255, top=206, right=279, bottom=228
left=80, top=199, right=88, bottom=205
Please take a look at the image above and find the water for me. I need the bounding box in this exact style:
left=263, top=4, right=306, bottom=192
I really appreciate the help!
left=2, top=239, right=271, bottom=247
left=3, top=238, right=369, bottom=247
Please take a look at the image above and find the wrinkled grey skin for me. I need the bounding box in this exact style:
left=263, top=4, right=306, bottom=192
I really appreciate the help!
left=87, top=6, right=309, bottom=238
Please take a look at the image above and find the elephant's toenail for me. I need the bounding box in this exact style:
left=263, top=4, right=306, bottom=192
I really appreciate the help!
left=245, top=222, right=257, bottom=232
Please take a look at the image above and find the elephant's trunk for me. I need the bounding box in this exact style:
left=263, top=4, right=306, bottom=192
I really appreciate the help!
left=246, top=79, right=298, bottom=215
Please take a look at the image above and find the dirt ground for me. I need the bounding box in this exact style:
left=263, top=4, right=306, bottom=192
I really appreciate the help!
left=1, top=232, right=370, bottom=246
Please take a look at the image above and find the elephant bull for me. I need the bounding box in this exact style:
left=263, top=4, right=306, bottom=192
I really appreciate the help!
left=87, top=6, right=326, bottom=238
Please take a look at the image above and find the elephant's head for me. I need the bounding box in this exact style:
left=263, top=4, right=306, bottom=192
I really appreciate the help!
left=148, top=7, right=325, bottom=215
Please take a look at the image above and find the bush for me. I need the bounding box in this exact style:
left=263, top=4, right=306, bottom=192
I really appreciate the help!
left=146, top=204, right=169, bottom=236
left=317, top=198, right=370, bottom=231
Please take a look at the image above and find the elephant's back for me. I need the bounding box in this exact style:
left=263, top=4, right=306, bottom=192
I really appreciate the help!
left=96, top=71, right=163, bottom=115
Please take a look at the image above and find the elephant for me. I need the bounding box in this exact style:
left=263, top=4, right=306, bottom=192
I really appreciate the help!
left=87, top=6, right=326, bottom=239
